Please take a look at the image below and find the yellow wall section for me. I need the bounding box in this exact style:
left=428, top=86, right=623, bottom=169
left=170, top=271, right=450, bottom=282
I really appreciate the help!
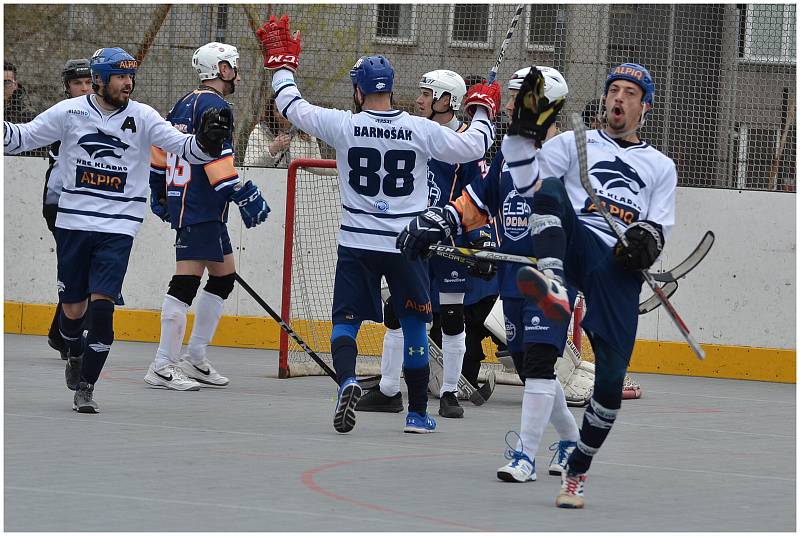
left=5, top=302, right=795, bottom=383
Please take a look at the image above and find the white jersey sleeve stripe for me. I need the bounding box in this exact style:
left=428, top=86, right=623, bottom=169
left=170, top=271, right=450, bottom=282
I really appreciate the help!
left=281, top=96, right=302, bottom=118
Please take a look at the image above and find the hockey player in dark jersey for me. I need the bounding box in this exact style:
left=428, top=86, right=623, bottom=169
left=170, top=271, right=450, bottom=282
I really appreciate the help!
left=44, top=58, right=93, bottom=360
left=146, top=42, right=269, bottom=391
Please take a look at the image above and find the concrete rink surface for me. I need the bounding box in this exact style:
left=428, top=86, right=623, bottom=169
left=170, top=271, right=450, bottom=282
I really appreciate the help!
left=4, top=334, right=795, bottom=532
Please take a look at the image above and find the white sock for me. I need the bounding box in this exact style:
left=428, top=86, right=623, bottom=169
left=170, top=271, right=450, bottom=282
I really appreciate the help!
left=379, top=328, right=403, bottom=396
left=185, top=289, right=225, bottom=364
left=550, top=380, right=580, bottom=441
left=518, top=378, right=556, bottom=460
left=154, top=294, right=189, bottom=370
left=440, top=331, right=466, bottom=395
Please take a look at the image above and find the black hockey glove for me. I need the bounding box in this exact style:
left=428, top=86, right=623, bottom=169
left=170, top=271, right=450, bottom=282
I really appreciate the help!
left=614, top=220, right=664, bottom=272
left=396, top=206, right=460, bottom=260
left=196, top=107, right=233, bottom=158
left=507, top=67, right=565, bottom=147
left=465, top=227, right=497, bottom=281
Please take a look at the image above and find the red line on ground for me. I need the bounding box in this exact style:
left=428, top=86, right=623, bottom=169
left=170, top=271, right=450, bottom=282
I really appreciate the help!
left=301, top=453, right=491, bottom=531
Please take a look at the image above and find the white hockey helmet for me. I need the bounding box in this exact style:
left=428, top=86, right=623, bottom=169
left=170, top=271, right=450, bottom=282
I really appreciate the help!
left=508, top=66, right=569, bottom=102
left=192, top=42, right=239, bottom=81
left=419, top=69, right=467, bottom=111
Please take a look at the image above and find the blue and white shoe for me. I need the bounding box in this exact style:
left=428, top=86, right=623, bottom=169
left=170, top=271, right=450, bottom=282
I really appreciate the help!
left=497, top=431, right=536, bottom=482
left=403, top=411, right=437, bottom=433
left=548, top=440, right=577, bottom=476
left=333, top=378, right=362, bottom=434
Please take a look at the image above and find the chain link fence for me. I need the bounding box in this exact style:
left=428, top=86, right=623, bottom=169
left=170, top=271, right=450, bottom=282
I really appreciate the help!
left=4, top=4, right=796, bottom=191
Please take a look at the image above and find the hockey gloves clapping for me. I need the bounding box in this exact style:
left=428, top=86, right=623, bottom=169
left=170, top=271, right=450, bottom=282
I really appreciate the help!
left=396, top=206, right=460, bottom=260
left=463, top=80, right=502, bottom=120
left=507, top=67, right=565, bottom=147
left=148, top=177, right=170, bottom=223
left=257, top=14, right=302, bottom=72
left=614, top=221, right=664, bottom=272
left=231, top=180, right=270, bottom=229
left=465, top=227, right=497, bottom=281
left=196, top=107, right=232, bottom=159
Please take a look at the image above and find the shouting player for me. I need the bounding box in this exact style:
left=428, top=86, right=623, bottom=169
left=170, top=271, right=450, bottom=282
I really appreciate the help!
left=146, top=42, right=269, bottom=391
left=397, top=66, right=581, bottom=481
left=257, top=15, right=500, bottom=433
left=502, top=64, right=675, bottom=508
left=4, top=47, right=232, bottom=413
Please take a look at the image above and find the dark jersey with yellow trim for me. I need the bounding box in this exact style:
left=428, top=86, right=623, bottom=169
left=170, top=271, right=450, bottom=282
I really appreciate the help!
left=152, top=88, right=240, bottom=229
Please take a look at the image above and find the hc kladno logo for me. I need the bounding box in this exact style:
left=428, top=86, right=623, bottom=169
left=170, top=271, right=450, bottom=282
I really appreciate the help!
left=78, top=128, right=130, bottom=159
left=590, top=157, right=646, bottom=194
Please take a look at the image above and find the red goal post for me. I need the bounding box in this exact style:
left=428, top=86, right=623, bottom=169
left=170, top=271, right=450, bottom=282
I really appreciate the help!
left=279, top=158, right=588, bottom=381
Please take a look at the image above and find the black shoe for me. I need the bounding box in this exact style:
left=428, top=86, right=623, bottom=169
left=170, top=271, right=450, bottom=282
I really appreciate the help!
left=65, top=351, right=83, bottom=391
left=48, top=336, right=68, bottom=360
left=438, top=391, right=464, bottom=418
left=355, top=388, right=404, bottom=413
left=73, top=382, right=99, bottom=413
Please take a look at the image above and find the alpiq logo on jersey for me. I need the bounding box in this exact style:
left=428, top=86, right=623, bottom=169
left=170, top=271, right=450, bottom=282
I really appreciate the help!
left=75, top=165, right=127, bottom=193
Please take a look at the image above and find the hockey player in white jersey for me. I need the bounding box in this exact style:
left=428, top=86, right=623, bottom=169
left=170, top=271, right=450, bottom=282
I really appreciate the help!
left=4, top=47, right=232, bottom=414
left=501, top=64, right=676, bottom=508
left=356, top=68, right=492, bottom=419
left=257, top=15, right=501, bottom=433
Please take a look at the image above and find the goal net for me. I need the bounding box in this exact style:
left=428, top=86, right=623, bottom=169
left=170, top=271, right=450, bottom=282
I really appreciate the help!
left=279, top=159, right=588, bottom=385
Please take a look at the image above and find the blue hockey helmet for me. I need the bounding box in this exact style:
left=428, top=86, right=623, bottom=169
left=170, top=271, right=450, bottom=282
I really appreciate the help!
left=604, top=63, right=654, bottom=107
left=349, top=55, right=394, bottom=95
left=90, top=47, right=138, bottom=86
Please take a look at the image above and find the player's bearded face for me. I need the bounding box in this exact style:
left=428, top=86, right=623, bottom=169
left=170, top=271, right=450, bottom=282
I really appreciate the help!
left=102, top=74, right=134, bottom=108
left=605, top=80, right=645, bottom=134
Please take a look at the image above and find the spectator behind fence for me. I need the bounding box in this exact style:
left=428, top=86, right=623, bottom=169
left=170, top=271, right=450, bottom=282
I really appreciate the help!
left=4, top=61, right=35, bottom=123
left=243, top=94, right=336, bottom=175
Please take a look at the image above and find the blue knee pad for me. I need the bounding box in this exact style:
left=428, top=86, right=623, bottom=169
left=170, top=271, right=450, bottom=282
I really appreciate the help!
left=399, top=315, right=428, bottom=369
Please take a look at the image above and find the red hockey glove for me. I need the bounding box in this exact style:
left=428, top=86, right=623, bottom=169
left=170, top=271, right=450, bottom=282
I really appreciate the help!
left=256, top=14, right=302, bottom=72
left=463, top=80, right=502, bottom=120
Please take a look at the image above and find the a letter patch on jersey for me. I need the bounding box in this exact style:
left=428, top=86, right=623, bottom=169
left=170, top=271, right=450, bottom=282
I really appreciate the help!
left=120, top=116, right=137, bottom=133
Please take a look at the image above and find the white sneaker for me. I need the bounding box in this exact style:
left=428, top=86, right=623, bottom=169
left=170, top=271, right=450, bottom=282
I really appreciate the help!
left=175, top=357, right=229, bottom=387
left=144, top=363, right=201, bottom=391
left=497, top=452, right=536, bottom=482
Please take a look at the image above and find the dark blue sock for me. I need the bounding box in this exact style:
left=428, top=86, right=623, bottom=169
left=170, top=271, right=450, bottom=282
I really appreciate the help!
left=403, top=364, right=430, bottom=415
left=80, top=300, right=115, bottom=385
left=331, top=336, right=357, bottom=386
left=58, top=308, right=85, bottom=357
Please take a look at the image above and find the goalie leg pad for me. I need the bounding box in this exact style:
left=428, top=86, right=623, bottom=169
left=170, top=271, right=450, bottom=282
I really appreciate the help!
left=167, top=274, right=202, bottom=306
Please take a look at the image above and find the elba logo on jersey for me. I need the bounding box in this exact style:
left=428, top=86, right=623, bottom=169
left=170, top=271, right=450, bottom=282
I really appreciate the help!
left=75, top=165, right=127, bottom=193
left=78, top=128, right=130, bottom=159
left=590, top=157, right=646, bottom=194
left=501, top=189, right=530, bottom=241
left=505, top=319, right=516, bottom=342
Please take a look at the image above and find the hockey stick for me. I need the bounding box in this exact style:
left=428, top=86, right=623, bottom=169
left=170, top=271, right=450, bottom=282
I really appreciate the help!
left=639, top=280, right=678, bottom=315
left=651, top=230, right=714, bottom=282
left=569, top=113, right=705, bottom=360
left=234, top=273, right=381, bottom=390
left=486, top=4, right=525, bottom=84
left=431, top=234, right=713, bottom=285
